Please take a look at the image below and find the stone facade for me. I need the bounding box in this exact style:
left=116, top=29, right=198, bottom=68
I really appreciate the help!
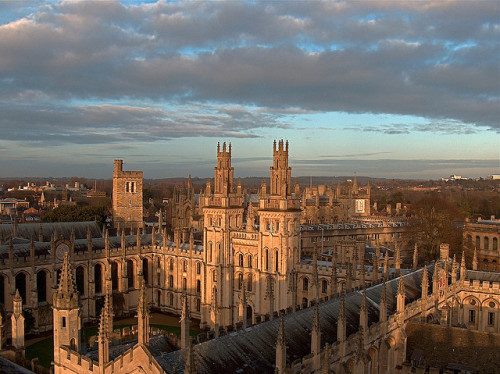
left=463, top=216, right=500, bottom=272
left=0, top=141, right=498, bottom=373
left=113, top=159, right=143, bottom=230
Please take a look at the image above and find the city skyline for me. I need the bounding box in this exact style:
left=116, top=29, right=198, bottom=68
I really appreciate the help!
left=0, top=1, right=498, bottom=179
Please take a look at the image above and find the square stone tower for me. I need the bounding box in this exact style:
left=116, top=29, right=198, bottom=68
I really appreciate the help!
left=112, top=160, right=143, bottom=229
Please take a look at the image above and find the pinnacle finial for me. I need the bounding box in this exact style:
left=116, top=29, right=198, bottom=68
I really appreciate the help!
left=312, top=302, right=320, bottom=331
left=398, top=274, right=405, bottom=296
left=277, top=313, right=286, bottom=345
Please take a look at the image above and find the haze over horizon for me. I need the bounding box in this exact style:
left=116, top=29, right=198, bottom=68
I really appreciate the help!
left=0, top=1, right=498, bottom=180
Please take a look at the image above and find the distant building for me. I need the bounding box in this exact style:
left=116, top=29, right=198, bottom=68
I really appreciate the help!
left=463, top=216, right=500, bottom=272
left=112, top=160, right=143, bottom=230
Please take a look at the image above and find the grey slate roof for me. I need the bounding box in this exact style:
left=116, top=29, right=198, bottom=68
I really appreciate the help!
left=0, top=356, right=35, bottom=374
left=156, top=266, right=434, bottom=374
left=0, top=221, right=101, bottom=242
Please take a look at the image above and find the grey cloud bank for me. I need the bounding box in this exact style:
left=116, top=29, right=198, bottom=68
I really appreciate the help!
left=0, top=0, right=498, bottom=178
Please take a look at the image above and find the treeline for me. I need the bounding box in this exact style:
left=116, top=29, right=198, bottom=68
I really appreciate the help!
left=42, top=205, right=108, bottom=223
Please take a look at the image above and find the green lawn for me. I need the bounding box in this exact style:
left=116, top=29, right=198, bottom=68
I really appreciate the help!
left=26, top=324, right=198, bottom=368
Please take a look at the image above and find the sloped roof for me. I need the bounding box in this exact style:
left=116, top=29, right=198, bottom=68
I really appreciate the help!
left=157, top=266, right=433, bottom=374
left=0, top=221, right=101, bottom=242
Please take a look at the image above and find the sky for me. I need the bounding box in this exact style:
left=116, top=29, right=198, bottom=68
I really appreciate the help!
left=0, top=0, right=498, bottom=180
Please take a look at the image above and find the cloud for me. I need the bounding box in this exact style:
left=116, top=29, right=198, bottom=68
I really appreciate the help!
left=346, top=120, right=486, bottom=135
left=0, top=0, right=497, bottom=135
left=0, top=102, right=290, bottom=145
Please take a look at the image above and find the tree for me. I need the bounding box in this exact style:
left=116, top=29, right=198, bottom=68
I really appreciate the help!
left=405, top=194, right=463, bottom=261
left=42, top=205, right=108, bottom=223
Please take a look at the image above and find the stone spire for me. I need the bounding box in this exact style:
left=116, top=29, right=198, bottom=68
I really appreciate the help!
left=337, top=294, right=346, bottom=342
left=395, top=243, right=401, bottom=276
left=397, top=275, right=405, bottom=313
left=330, top=262, right=338, bottom=297
left=184, top=340, right=195, bottom=374
left=55, top=253, right=78, bottom=308
left=121, top=228, right=126, bottom=251
left=180, top=293, right=191, bottom=349
left=311, top=303, right=321, bottom=363
left=38, top=224, right=43, bottom=242
left=239, top=283, right=248, bottom=328
left=136, top=227, right=142, bottom=250
left=383, top=252, right=389, bottom=280
left=97, top=308, right=109, bottom=366
left=460, top=251, right=467, bottom=282
left=432, top=262, right=439, bottom=298
left=158, top=209, right=163, bottom=230
left=137, top=277, right=150, bottom=345
left=87, top=226, right=93, bottom=251
left=472, top=247, right=478, bottom=270
left=151, top=226, right=156, bottom=246
left=30, top=234, right=35, bottom=258
left=421, top=266, right=429, bottom=299
left=451, top=255, right=458, bottom=284
left=412, top=243, right=418, bottom=270
left=372, top=244, right=380, bottom=282
left=359, top=289, right=368, bottom=331
left=312, top=244, right=320, bottom=302
left=379, top=282, right=387, bottom=322
left=11, top=289, right=24, bottom=350
left=275, top=313, right=286, bottom=374
left=321, top=343, right=330, bottom=374
left=103, top=284, right=114, bottom=337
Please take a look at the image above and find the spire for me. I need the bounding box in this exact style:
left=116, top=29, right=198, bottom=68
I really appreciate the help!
left=451, top=255, right=458, bottom=284
left=54, top=253, right=78, bottom=309
left=30, top=235, right=35, bottom=258
left=421, top=266, right=429, bottom=298
left=311, top=303, right=321, bottom=356
left=412, top=243, right=418, bottom=270
left=121, top=228, right=126, bottom=250
left=321, top=343, right=330, bottom=374
left=330, top=263, right=338, bottom=297
left=472, top=247, right=478, bottom=270
left=379, top=282, right=387, bottom=322
left=103, top=284, right=114, bottom=337
left=312, top=244, right=319, bottom=302
left=137, top=276, right=150, bottom=345
left=180, top=293, right=191, bottom=349
left=136, top=227, right=141, bottom=249
left=383, top=251, right=389, bottom=279
left=460, top=251, right=467, bottom=282
left=98, top=308, right=109, bottom=365
left=337, top=293, right=346, bottom=342
left=184, top=340, right=195, bottom=374
left=373, top=244, right=380, bottom=282
left=240, top=283, right=248, bottom=328
left=397, top=275, right=405, bottom=313
left=395, top=242, right=401, bottom=276
left=359, top=289, right=368, bottom=331
left=13, top=289, right=22, bottom=315
left=11, top=289, right=24, bottom=350
left=275, top=313, right=286, bottom=374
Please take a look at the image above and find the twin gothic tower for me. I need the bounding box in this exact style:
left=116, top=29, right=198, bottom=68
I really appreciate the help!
left=200, top=140, right=301, bottom=329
